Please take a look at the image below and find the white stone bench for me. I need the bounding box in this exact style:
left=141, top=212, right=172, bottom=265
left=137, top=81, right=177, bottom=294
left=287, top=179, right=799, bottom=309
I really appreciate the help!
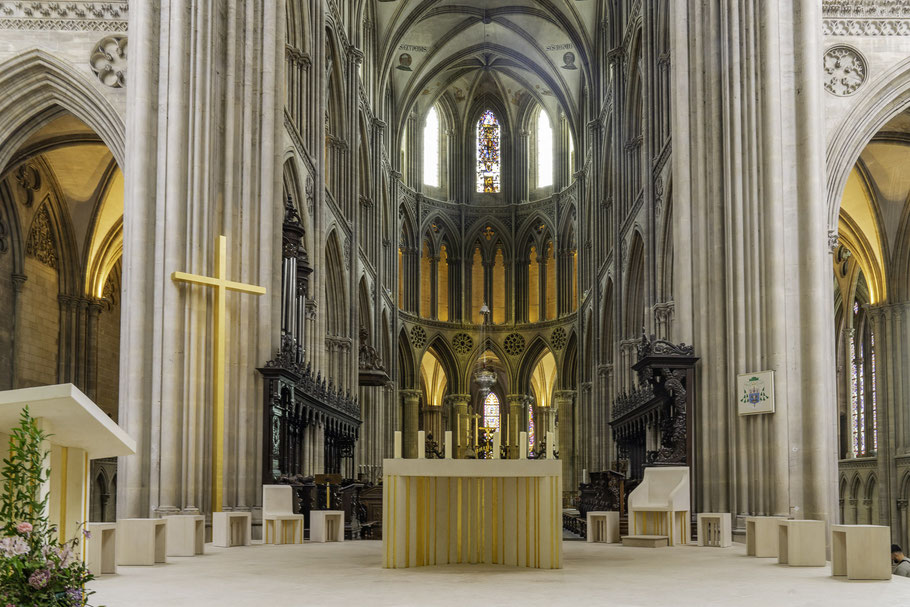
left=310, top=510, right=344, bottom=543
left=85, top=523, right=117, bottom=575
left=164, top=514, right=205, bottom=557
left=778, top=520, right=825, bottom=567
left=116, top=518, right=167, bottom=566
left=697, top=513, right=731, bottom=547
left=831, top=524, right=892, bottom=580
left=745, top=516, right=786, bottom=557
left=586, top=511, right=620, bottom=543
left=212, top=511, right=252, bottom=547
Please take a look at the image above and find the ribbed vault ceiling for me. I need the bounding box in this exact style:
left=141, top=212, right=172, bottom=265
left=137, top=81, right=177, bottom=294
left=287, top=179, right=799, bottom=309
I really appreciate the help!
left=375, top=1, right=599, bottom=136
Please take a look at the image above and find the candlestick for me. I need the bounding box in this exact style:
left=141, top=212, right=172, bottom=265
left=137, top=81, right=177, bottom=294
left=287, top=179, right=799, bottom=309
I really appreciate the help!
left=394, top=431, right=402, bottom=459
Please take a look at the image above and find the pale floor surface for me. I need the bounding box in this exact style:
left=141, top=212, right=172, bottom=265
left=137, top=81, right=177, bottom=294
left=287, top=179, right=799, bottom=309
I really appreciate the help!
left=90, top=540, right=910, bottom=607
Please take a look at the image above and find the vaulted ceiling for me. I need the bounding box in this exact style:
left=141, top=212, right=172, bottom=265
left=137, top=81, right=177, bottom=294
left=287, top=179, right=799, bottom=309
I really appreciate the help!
left=373, top=1, right=600, bottom=139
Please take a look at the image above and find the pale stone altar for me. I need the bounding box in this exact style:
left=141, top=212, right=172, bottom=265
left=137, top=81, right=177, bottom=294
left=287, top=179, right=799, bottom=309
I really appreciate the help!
left=382, top=458, right=562, bottom=569
left=0, top=384, right=136, bottom=558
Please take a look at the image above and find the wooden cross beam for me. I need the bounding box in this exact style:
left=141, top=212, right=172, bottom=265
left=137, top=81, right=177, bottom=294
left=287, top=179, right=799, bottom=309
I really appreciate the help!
left=172, top=234, right=266, bottom=512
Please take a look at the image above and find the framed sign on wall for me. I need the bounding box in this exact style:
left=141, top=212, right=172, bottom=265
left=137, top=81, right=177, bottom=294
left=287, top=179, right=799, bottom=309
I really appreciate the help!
left=737, top=371, right=774, bottom=415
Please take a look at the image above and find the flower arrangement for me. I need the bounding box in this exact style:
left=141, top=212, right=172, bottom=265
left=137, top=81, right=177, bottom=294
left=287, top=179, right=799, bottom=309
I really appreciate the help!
left=0, top=407, right=101, bottom=606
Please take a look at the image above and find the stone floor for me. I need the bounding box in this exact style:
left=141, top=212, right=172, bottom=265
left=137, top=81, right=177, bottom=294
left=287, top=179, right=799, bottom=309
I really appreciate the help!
left=90, top=540, right=910, bottom=606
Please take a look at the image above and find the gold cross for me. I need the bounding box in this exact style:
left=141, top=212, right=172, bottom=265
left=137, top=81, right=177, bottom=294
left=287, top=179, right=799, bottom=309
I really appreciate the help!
left=172, top=234, right=266, bottom=512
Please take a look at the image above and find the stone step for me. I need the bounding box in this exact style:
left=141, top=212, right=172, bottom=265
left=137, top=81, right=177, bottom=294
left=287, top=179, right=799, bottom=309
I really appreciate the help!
left=622, top=534, right=669, bottom=548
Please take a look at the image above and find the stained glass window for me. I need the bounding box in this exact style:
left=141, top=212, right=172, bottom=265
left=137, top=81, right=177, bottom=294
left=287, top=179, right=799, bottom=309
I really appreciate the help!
left=423, top=106, right=440, bottom=187
left=528, top=401, right=535, bottom=450
left=537, top=109, right=553, bottom=188
left=871, top=333, right=878, bottom=452
left=850, top=328, right=860, bottom=455
left=476, top=110, right=501, bottom=193
left=483, top=392, right=500, bottom=429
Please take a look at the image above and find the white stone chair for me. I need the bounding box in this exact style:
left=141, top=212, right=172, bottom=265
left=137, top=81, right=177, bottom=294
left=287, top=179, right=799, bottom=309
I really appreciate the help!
left=310, top=510, right=344, bottom=542
left=85, top=522, right=117, bottom=575
left=831, top=524, right=892, bottom=580
left=697, top=513, right=732, bottom=547
left=164, top=514, right=205, bottom=557
left=213, top=511, right=252, bottom=548
left=586, top=511, right=620, bottom=543
left=627, top=466, right=690, bottom=546
left=116, top=518, right=167, bottom=566
left=262, top=485, right=304, bottom=545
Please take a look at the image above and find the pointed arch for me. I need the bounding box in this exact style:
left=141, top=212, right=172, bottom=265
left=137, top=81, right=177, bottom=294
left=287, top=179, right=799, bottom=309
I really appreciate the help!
left=398, top=327, right=417, bottom=390
left=324, top=230, right=347, bottom=336
left=625, top=231, right=646, bottom=337
left=0, top=50, right=125, bottom=172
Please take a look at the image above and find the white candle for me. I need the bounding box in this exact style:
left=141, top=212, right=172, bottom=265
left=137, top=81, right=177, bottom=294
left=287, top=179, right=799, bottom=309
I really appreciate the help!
left=394, top=431, right=402, bottom=459
left=582, top=468, right=588, bottom=484
left=547, top=431, right=555, bottom=459
left=417, top=430, right=425, bottom=459
left=519, top=432, right=528, bottom=459
left=444, top=430, right=452, bottom=459
left=492, top=431, right=501, bottom=459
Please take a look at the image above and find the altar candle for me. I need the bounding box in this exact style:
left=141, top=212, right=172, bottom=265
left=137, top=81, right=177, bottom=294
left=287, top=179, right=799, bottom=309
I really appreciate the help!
left=417, top=430, right=425, bottom=459
left=519, top=432, right=528, bottom=459
left=444, top=430, right=452, bottom=459
left=492, top=431, right=501, bottom=459
left=394, top=431, right=402, bottom=459
left=582, top=468, right=588, bottom=484
left=547, top=431, right=555, bottom=459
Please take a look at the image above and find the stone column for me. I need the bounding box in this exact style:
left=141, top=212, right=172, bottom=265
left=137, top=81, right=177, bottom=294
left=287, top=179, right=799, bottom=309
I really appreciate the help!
left=534, top=404, right=555, bottom=457
left=505, top=394, right=529, bottom=459
left=448, top=394, right=471, bottom=458
left=400, top=389, right=421, bottom=459
left=554, top=390, right=576, bottom=493
left=120, top=0, right=281, bottom=517
left=672, top=0, right=836, bottom=523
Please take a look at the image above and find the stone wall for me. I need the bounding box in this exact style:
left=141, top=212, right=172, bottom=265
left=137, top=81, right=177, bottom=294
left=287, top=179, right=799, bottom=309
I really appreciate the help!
left=14, top=257, right=58, bottom=388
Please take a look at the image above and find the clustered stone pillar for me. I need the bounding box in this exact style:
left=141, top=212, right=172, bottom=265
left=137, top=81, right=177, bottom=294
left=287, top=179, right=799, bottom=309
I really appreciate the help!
left=534, top=403, right=555, bottom=457
left=867, top=303, right=910, bottom=542
left=672, top=0, right=836, bottom=524
left=554, top=390, right=576, bottom=496
left=400, top=389, right=421, bottom=459
left=505, top=394, right=529, bottom=459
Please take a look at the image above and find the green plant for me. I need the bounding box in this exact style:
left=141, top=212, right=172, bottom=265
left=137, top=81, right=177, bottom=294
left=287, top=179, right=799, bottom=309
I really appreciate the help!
left=0, top=407, right=101, bottom=606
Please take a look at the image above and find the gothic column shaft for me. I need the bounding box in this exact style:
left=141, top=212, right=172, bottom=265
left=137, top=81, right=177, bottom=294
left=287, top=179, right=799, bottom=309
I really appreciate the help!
left=401, top=389, right=421, bottom=459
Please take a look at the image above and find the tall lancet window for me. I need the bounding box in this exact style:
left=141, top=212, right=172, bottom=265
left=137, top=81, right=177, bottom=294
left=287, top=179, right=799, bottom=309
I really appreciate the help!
left=483, top=392, right=501, bottom=429
left=423, top=106, right=440, bottom=187
left=477, top=110, right=501, bottom=193
left=537, top=109, right=553, bottom=187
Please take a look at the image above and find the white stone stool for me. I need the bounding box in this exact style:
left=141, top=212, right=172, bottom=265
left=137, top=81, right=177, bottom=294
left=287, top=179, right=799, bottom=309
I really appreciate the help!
left=164, top=515, right=205, bottom=557
left=745, top=516, right=786, bottom=557
left=778, top=520, right=826, bottom=567
left=85, top=523, right=117, bottom=575
left=213, top=512, right=252, bottom=548
left=116, top=518, right=167, bottom=566
left=586, top=511, right=620, bottom=543
left=697, top=513, right=732, bottom=547
left=831, top=524, right=892, bottom=580
left=310, top=510, right=345, bottom=543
